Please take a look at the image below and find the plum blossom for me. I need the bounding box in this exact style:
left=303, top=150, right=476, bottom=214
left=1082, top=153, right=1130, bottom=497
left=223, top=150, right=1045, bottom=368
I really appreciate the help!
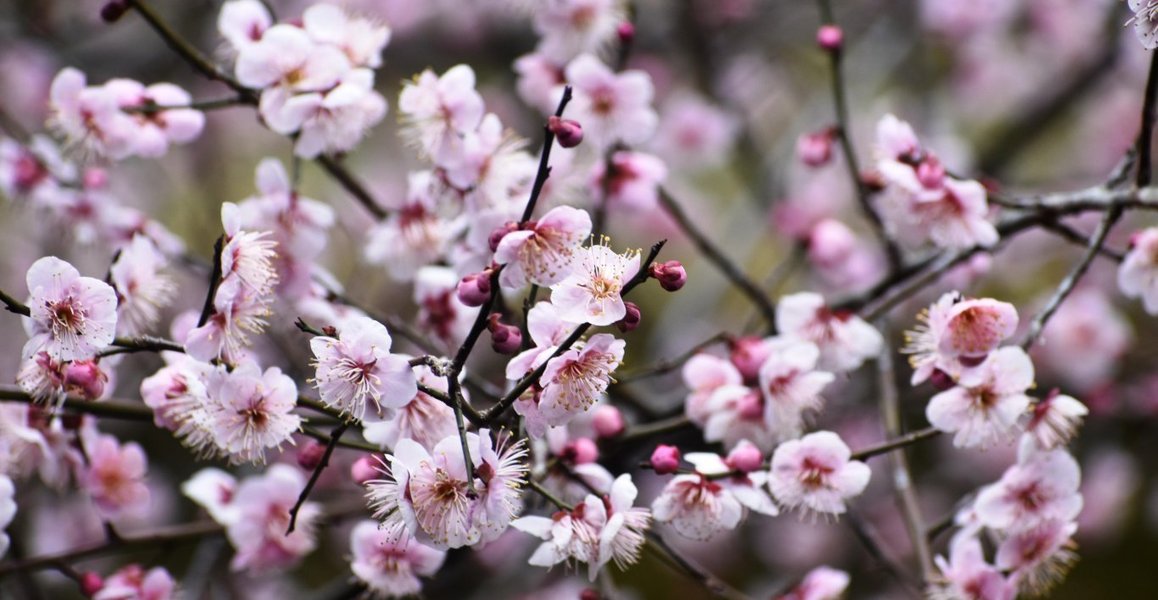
left=512, top=474, right=651, bottom=581
left=495, top=205, right=592, bottom=289
left=653, top=445, right=777, bottom=541
left=18, top=351, right=112, bottom=404
left=108, top=79, right=205, bottom=158
left=440, top=112, right=537, bottom=214
left=525, top=333, right=625, bottom=435
left=235, top=24, right=349, bottom=93
left=775, top=565, right=851, bottom=600
left=366, top=431, right=528, bottom=549
left=24, top=256, right=118, bottom=361
left=361, top=362, right=457, bottom=452
left=702, top=384, right=775, bottom=451
left=398, top=65, right=485, bottom=161
left=561, top=54, right=658, bottom=149
left=201, top=362, right=301, bottom=464
left=83, top=433, right=150, bottom=520
left=92, top=564, right=177, bottom=600
left=588, top=151, right=667, bottom=213
left=505, top=301, right=576, bottom=380
left=183, top=277, right=268, bottom=363
left=413, top=266, right=478, bottom=349
left=650, top=92, right=739, bottom=168
left=776, top=292, right=883, bottom=373
left=550, top=244, right=640, bottom=326
left=768, top=431, right=871, bottom=516
left=181, top=467, right=237, bottom=523
left=1118, top=226, right=1158, bottom=314
left=1129, top=1, right=1158, bottom=50
left=903, top=291, right=1018, bottom=385
left=220, top=202, right=279, bottom=297
left=682, top=352, right=743, bottom=427
left=931, top=534, right=1016, bottom=600
left=926, top=347, right=1034, bottom=449
left=110, top=234, right=175, bottom=335
left=262, top=67, right=387, bottom=158
left=217, top=0, right=272, bottom=53
left=995, top=519, right=1078, bottom=596
left=364, top=171, right=460, bottom=281
left=514, top=52, right=567, bottom=113
left=974, top=442, right=1083, bottom=533
left=1033, top=287, right=1131, bottom=392
left=310, top=315, right=417, bottom=420
left=349, top=521, right=446, bottom=598
left=1025, top=390, right=1087, bottom=450
left=48, top=68, right=137, bottom=159
left=225, top=464, right=320, bottom=572
left=301, top=4, right=391, bottom=68
left=532, top=0, right=626, bottom=63
left=758, top=339, right=836, bottom=443
left=0, top=134, right=75, bottom=203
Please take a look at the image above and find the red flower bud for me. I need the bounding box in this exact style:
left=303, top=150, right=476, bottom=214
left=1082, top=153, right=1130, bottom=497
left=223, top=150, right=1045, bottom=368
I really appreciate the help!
left=488, top=317, right=523, bottom=355
left=351, top=456, right=378, bottom=485
left=817, top=24, right=843, bottom=52
left=100, top=1, right=129, bottom=23
left=650, top=444, right=682, bottom=474
left=649, top=260, right=687, bottom=291
left=592, top=405, right=626, bottom=438
left=456, top=271, right=492, bottom=307
left=296, top=440, right=327, bottom=471
left=616, top=301, right=642, bottom=332
left=81, top=571, right=104, bottom=596
left=548, top=115, right=584, bottom=149
left=617, top=21, right=636, bottom=45
left=488, top=221, right=520, bottom=252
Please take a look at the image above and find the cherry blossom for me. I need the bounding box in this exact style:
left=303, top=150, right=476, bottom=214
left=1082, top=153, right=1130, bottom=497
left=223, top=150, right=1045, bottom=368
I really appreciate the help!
left=767, top=431, right=871, bottom=517
left=220, top=202, right=279, bottom=297
left=349, top=521, right=446, bottom=598
left=532, top=333, right=625, bottom=433
left=494, top=205, right=592, bottom=289
left=310, top=315, right=417, bottom=420
left=903, top=291, right=1018, bottom=385
left=776, top=292, right=883, bottom=373
left=926, top=346, right=1034, bottom=449
left=0, top=134, right=75, bottom=203
left=650, top=92, right=739, bottom=168
left=702, top=384, right=775, bottom=451
left=550, top=244, right=640, bottom=326
left=560, top=54, right=658, bottom=149
left=24, top=256, right=118, bottom=361
left=83, top=433, right=150, bottom=521
left=1118, top=226, right=1158, bottom=314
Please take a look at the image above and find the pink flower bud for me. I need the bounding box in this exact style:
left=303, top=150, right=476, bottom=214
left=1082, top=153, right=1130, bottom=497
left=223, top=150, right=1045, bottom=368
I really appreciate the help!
left=100, top=1, right=129, bottom=22
left=548, top=115, right=584, bottom=148
left=488, top=221, right=520, bottom=252
left=63, top=360, right=106, bottom=401
left=487, top=315, right=523, bottom=355
left=929, top=368, right=955, bottom=391
left=650, top=444, right=682, bottom=474
left=726, top=443, right=763, bottom=473
left=616, top=301, right=642, bottom=332
left=736, top=390, right=763, bottom=419
left=617, top=21, right=636, bottom=44
left=296, top=440, right=326, bottom=471
left=83, top=167, right=108, bottom=190
left=817, top=24, right=843, bottom=52
left=456, top=271, right=492, bottom=307
left=351, top=456, right=378, bottom=485
left=916, top=157, right=945, bottom=189
left=81, top=571, right=104, bottom=596
left=649, top=260, right=687, bottom=291
left=808, top=219, right=857, bottom=267
left=729, top=336, right=771, bottom=383
left=797, top=129, right=834, bottom=167
left=592, top=405, right=626, bottom=438
left=564, top=437, right=600, bottom=464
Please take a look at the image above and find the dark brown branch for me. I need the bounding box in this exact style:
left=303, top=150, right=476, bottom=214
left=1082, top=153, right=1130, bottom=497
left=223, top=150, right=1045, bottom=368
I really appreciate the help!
left=615, top=333, right=729, bottom=383
left=287, top=423, right=350, bottom=534
left=521, top=86, right=574, bottom=223
left=850, top=426, right=941, bottom=461
left=0, top=521, right=224, bottom=575
left=196, top=236, right=225, bottom=328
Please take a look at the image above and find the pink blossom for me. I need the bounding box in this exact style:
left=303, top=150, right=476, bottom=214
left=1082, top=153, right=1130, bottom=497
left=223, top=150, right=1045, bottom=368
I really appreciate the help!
left=776, top=565, right=851, bottom=600
left=654, top=448, right=777, bottom=541
left=220, top=202, right=279, bottom=297
left=262, top=68, right=387, bottom=158
left=111, top=81, right=205, bottom=158
left=202, top=361, right=301, bottom=464
left=974, top=442, right=1083, bottom=532
left=776, top=292, right=883, bottom=373
left=183, top=278, right=268, bottom=363
left=93, top=564, right=177, bottom=600
left=181, top=467, right=238, bottom=523
left=216, top=0, right=272, bottom=53
left=931, top=535, right=1016, bottom=600
left=110, top=234, right=175, bottom=335
left=702, top=384, right=776, bottom=451
left=413, top=266, right=478, bottom=349
left=650, top=93, right=739, bottom=168
left=758, top=339, right=836, bottom=444
left=310, top=315, right=417, bottom=420
left=514, top=52, right=566, bottom=114
left=226, top=464, right=320, bottom=572
left=561, top=54, right=658, bottom=149
left=767, top=431, right=871, bottom=516
left=926, top=347, right=1034, bottom=449
left=439, top=113, right=537, bottom=213
left=0, top=135, right=75, bottom=203
left=1129, top=1, right=1158, bottom=50
left=235, top=24, right=350, bottom=92
left=495, top=205, right=592, bottom=288
left=994, top=519, right=1077, bottom=596
left=1033, top=287, right=1131, bottom=392
left=361, top=363, right=457, bottom=452
left=83, top=433, right=150, bottom=520
left=532, top=0, right=625, bottom=63
left=505, top=300, right=576, bottom=380
left=681, top=353, right=743, bottom=427
left=24, top=256, right=118, bottom=361
left=364, top=171, right=461, bottom=281
left=512, top=474, right=651, bottom=580
left=398, top=65, right=485, bottom=161
left=302, top=4, right=391, bottom=68
left=588, top=150, right=667, bottom=213
left=874, top=113, right=921, bottom=162
left=1118, top=227, right=1158, bottom=314
left=532, top=333, right=625, bottom=432
left=903, top=291, right=1018, bottom=386
left=48, top=68, right=136, bottom=159
left=1025, top=390, right=1088, bottom=451
left=349, top=521, right=446, bottom=598
left=550, top=244, right=640, bottom=326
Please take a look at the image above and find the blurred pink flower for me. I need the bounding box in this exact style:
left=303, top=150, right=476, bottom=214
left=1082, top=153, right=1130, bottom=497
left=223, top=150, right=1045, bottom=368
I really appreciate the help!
left=83, top=433, right=150, bottom=520
left=767, top=431, right=871, bottom=516
left=349, top=521, right=446, bottom=598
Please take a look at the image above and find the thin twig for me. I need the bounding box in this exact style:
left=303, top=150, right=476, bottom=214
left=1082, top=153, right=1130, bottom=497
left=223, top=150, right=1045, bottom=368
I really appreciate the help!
left=0, top=521, right=224, bottom=575
left=615, top=333, right=729, bottom=383
left=196, top=236, right=225, bottom=328
left=287, top=422, right=350, bottom=534
left=850, top=426, right=942, bottom=461
left=521, top=87, right=574, bottom=223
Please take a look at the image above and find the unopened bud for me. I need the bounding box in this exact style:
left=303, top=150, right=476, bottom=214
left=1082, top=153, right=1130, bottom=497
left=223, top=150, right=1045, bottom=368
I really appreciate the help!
left=650, top=444, right=682, bottom=474
left=548, top=115, right=584, bottom=149
left=797, top=129, right=835, bottom=168
left=616, top=21, right=635, bottom=45
left=817, top=24, right=843, bottom=52
left=725, top=444, right=763, bottom=473
left=487, top=314, right=523, bottom=354
left=63, top=360, right=106, bottom=401
left=296, top=440, right=326, bottom=471
left=592, top=405, right=626, bottom=438
left=351, top=456, right=379, bottom=485
left=488, top=221, right=520, bottom=252
left=564, top=438, right=600, bottom=464
left=616, top=301, right=642, bottom=332
left=929, top=368, right=955, bottom=391
left=80, top=571, right=104, bottom=596
left=456, top=271, right=492, bottom=307
left=861, top=169, right=886, bottom=192
left=649, top=260, right=687, bottom=292
left=100, top=1, right=129, bottom=23
left=916, top=157, right=945, bottom=189
left=83, top=168, right=108, bottom=189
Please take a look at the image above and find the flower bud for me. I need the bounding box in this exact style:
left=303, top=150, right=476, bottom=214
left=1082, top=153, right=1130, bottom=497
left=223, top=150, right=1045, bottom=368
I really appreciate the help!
left=83, top=167, right=108, bottom=190
left=487, top=314, right=523, bottom=355
left=808, top=219, right=857, bottom=268
left=63, top=360, right=106, bottom=401
left=817, top=24, right=843, bottom=52
left=351, top=456, right=379, bottom=485
left=860, top=169, right=886, bottom=192
left=296, top=440, right=326, bottom=471
left=592, top=405, right=626, bottom=438
left=580, top=589, right=602, bottom=600
left=797, top=129, right=834, bottom=168
left=456, top=271, right=492, bottom=307
left=81, top=571, right=104, bottom=596
left=100, top=1, right=129, bottom=23
left=726, top=444, right=763, bottom=473
left=916, top=157, right=945, bottom=189
left=649, top=260, right=687, bottom=292
left=729, top=336, right=771, bottom=383
left=616, top=301, right=642, bottom=332
left=650, top=444, right=682, bottom=474
left=548, top=115, right=584, bottom=149
left=929, top=368, right=955, bottom=391
left=617, top=21, right=636, bottom=45
left=488, top=221, right=520, bottom=252
left=564, top=437, right=600, bottom=464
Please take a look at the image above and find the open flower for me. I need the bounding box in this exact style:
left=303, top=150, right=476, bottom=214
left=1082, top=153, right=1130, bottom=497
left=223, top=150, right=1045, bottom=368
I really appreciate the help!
left=931, top=534, right=1016, bottom=600
left=550, top=244, right=640, bottom=326
left=653, top=446, right=777, bottom=541
left=758, top=339, right=836, bottom=443
left=775, top=292, right=883, bottom=373
left=349, top=522, right=445, bottom=598
left=903, top=291, right=1018, bottom=385
left=24, top=256, right=118, bottom=361
left=310, top=315, right=417, bottom=421
left=768, top=431, right=871, bottom=517
left=682, top=353, right=744, bottom=427
left=561, top=54, right=657, bottom=149
left=398, top=65, right=485, bottom=162
left=83, top=433, right=150, bottom=521
left=926, top=347, right=1034, bottom=449
left=1118, top=227, right=1158, bottom=314
left=531, top=333, right=625, bottom=433
left=361, top=362, right=457, bottom=452
left=1025, top=390, right=1087, bottom=451
left=225, top=464, right=320, bottom=572
left=110, top=234, right=175, bottom=336
left=494, top=206, right=592, bottom=289
left=202, top=361, right=301, bottom=464
left=974, top=442, right=1083, bottom=533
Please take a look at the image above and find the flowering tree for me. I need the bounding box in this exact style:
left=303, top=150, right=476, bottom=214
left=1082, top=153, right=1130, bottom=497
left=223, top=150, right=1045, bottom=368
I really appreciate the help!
left=0, top=0, right=1155, bottom=598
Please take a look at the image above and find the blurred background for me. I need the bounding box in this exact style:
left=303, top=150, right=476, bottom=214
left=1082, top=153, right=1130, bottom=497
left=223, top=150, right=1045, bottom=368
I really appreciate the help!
left=0, top=0, right=1157, bottom=598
